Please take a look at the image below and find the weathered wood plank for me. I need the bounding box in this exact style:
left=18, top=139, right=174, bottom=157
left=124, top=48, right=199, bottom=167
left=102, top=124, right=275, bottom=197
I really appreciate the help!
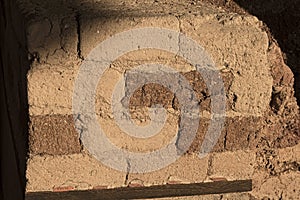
left=26, top=179, right=252, bottom=200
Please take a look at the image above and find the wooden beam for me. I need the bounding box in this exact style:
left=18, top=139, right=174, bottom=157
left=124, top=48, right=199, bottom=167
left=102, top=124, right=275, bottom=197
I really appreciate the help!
left=26, top=179, right=252, bottom=200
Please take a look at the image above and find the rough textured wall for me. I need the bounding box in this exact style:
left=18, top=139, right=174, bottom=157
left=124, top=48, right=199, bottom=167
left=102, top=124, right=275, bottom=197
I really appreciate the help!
left=203, top=0, right=300, bottom=106
left=0, top=0, right=29, bottom=199
left=15, top=0, right=300, bottom=199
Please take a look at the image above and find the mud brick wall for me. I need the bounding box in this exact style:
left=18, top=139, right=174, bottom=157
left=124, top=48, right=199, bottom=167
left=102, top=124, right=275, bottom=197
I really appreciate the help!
left=12, top=0, right=300, bottom=199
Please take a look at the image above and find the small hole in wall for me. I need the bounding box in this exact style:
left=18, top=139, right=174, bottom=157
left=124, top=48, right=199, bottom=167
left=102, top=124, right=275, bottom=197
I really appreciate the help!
left=233, top=94, right=237, bottom=102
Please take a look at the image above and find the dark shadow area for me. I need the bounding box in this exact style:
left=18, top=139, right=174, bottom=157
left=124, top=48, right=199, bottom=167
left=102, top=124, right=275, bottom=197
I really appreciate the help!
left=0, top=0, right=30, bottom=200
left=233, top=0, right=300, bottom=106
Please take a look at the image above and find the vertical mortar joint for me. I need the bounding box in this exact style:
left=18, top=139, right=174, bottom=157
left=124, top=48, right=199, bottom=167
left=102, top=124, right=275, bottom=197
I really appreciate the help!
left=124, top=159, right=131, bottom=186
left=223, top=130, right=228, bottom=150
left=75, top=13, right=83, bottom=60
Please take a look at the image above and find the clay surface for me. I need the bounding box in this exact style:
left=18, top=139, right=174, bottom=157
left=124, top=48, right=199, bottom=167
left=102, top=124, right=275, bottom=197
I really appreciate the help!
left=21, top=0, right=300, bottom=199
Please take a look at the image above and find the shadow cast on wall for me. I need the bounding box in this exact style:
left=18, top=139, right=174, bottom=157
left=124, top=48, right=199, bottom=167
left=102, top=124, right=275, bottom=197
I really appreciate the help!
left=17, top=0, right=300, bottom=109
left=21, top=0, right=300, bottom=107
